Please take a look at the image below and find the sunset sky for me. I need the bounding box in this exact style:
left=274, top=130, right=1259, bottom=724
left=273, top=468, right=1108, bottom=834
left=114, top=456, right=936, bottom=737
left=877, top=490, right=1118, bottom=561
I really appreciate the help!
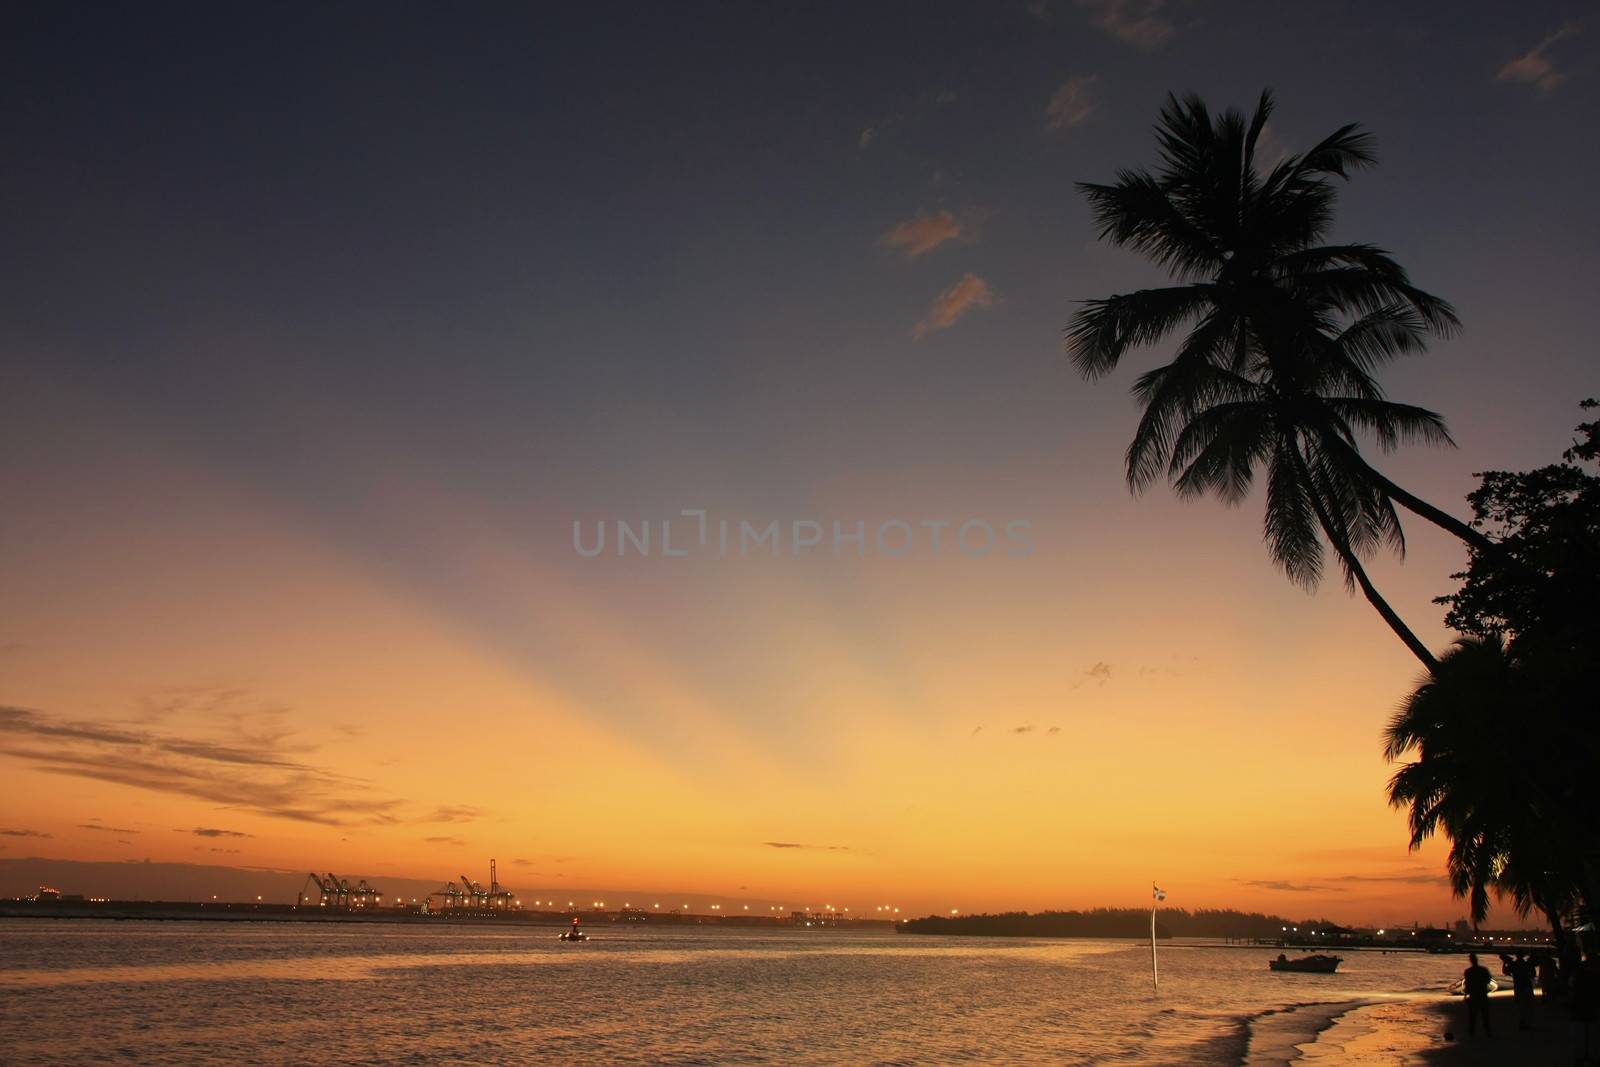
left=2, top=2, right=1596, bottom=925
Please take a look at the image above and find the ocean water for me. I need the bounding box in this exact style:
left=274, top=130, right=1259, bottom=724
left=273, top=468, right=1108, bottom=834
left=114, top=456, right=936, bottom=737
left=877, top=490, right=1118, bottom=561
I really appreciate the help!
left=0, top=920, right=1466, bottom=1064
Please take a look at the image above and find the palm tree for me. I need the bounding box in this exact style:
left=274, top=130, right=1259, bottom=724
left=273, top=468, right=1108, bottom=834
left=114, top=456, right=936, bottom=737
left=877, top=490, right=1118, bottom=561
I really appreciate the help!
left=1385, top=635, right=1584, bottom=929
left=1133, top=357, right=1445, bottom=668
left=1068, top=91, right=1487, bottom=669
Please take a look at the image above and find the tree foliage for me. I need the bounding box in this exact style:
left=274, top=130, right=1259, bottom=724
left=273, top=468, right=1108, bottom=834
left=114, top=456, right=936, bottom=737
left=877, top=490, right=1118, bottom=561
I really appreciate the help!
left=1390, top=401, right=1600, bottom=929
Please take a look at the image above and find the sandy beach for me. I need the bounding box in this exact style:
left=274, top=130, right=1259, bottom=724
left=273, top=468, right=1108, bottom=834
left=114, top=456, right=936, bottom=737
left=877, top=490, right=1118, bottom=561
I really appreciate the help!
left=1292, top=991, right=1582, bottom=1065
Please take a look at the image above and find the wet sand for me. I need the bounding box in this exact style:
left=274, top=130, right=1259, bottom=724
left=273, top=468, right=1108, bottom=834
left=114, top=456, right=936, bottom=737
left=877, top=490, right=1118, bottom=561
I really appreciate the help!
left=1294, top=992, right=1579, bottom=1065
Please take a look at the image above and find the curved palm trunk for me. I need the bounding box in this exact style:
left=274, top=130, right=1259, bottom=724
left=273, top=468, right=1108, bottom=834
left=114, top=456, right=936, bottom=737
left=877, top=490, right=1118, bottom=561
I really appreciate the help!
left=1325, top=438, right=1498, bottom=556
left=1291, top=447, right=1441, bottom=673
left=1370, top=470, right=1496, bottom=554
left=1331, top=536, right=1441, bottom=674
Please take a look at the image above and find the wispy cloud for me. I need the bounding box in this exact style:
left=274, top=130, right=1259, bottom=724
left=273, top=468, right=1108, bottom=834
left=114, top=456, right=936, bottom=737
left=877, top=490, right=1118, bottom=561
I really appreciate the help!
left=1332, top=871, right=1448, bottom=887
left=913, top=273, right=995, bottom=337
left=424, top=805, right=482, bottom=823
left=1046, top=75, right=1099, bottom=131
left=1074, top=0, right=1174, bottom=48
left=187, top=827, right=252, bottom=839
left=1071, top=661, right=1113, bottom=689
left=1499, top=24, right=1581, bottom=92
left=79, top=822, right=139, bottom=834
left=423, top=835, right=466, bottom=846
left=1, top=828, right=52, bottom=838
left=0, top=704, right=399, bottom=827
left=1240, top=879, right=1345, bottom=893
left=881, top=211, right=964, bottom=259
left=762, top=841, right=850, bottom=852
left=1011, top=724, right=1035, bottom=734
left=136, top=684, right=250, bottom=723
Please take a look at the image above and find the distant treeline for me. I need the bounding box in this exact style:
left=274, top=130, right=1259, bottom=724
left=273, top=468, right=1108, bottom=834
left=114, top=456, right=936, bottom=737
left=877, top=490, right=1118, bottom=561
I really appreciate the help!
left=897, top=908, right=1341, bottom=940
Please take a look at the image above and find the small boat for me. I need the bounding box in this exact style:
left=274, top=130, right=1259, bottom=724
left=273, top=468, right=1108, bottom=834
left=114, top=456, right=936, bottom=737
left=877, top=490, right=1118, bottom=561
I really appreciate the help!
left=1269, top=953, right=1342, bottom=973
left=558, top=930, right=589, bottom=942
left=1450, top=975, right=1500, bottom=995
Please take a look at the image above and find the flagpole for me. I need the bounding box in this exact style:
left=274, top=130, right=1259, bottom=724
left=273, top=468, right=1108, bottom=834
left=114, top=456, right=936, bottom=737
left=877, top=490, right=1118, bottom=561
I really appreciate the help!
left=1150, top=893, right=1158, bottom=990
left=1150, top=881, right=1163, bottom=991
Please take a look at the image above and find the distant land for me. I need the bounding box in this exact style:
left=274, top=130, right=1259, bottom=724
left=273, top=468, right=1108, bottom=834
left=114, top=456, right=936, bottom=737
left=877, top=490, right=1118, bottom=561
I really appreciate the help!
left=898, top=908, right=1349, bottom=941
left=1, top=858, right=1544, bottom=934
left=896, top=910, right=1556, bottom=949
left=0, top=857, right=783, bottom=914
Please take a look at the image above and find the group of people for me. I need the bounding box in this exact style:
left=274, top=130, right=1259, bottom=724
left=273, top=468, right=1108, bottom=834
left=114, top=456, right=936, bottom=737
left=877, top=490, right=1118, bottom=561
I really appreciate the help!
left=1460, top=951, right=1545, bottom=1037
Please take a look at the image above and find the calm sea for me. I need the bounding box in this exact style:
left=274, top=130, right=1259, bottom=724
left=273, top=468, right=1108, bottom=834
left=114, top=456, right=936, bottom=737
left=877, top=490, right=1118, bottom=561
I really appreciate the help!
left=0, top=920, right=1465, bottom=1064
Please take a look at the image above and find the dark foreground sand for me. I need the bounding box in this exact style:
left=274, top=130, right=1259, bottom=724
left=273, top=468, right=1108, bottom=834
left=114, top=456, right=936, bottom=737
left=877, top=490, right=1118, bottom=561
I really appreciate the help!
left=1290, top=991, right=1587, bottom=1065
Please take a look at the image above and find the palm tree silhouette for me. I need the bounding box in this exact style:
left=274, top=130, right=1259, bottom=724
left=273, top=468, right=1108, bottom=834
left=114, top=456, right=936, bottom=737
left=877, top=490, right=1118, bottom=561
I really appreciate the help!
left=1068, top=91, right=1486, bottom=669
left=1385, top=635, right=1582, bottom=929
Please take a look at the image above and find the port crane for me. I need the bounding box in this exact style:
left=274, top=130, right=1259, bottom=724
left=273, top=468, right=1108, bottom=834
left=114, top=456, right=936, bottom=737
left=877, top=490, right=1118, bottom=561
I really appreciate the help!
left=431, top=859, right=515, bottom=909
left=299, top=872, right=382, bottom=908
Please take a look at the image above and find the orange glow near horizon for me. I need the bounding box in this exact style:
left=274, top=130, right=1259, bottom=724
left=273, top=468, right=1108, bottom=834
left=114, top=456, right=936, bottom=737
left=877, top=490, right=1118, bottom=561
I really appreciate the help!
left=0, top=379, right=1481, bottom=927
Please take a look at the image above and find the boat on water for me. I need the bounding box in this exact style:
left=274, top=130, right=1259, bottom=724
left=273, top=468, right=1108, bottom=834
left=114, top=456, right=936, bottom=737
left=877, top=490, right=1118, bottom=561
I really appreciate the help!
left=1269, top=953, right=1342, bottom=973
left=1450, top=975, right=1500, bottom=995
left=558, top=930, right=589, bottom=942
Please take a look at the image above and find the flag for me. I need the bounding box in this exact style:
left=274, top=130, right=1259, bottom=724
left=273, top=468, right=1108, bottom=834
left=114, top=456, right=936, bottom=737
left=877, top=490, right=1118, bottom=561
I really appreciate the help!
left=1152, top=883, right=1167, bottom=902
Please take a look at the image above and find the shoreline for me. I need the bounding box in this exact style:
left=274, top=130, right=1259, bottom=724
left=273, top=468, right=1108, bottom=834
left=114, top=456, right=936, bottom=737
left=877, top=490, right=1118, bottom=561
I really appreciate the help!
left=1288, top=991, right=1577, bottom=1065
left=1241, top=998, right=1376, bottom=1065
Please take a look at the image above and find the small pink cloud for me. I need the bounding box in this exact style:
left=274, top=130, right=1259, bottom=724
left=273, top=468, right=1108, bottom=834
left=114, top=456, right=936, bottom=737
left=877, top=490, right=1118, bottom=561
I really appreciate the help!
left=1499, top=25, right=1579, bottom=92
left=913, top=274, right=995, bottom=337
left=881, top=211, right=963, bottom=258
left=1075, top=0, right=1173, bottom=48
left=1046, top=76, right=1099, bottom=131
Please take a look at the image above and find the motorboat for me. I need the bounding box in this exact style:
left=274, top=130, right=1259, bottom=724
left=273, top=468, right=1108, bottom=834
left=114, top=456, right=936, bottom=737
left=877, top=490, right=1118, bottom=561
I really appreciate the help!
left=1450, top=975, right=1501, bottom=995
left=1269, top=953, right=1342, bottom=973
left=558, top=930, right=589, bottom=942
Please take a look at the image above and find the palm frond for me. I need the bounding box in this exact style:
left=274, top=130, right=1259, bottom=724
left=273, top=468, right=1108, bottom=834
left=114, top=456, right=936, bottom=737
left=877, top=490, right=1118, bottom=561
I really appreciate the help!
left=1066, top=284, right=1215, bottom=378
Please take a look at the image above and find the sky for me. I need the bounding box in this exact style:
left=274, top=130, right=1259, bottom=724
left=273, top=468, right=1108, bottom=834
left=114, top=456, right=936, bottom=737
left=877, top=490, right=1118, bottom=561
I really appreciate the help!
left=1, top=2, right=1596, bottom=926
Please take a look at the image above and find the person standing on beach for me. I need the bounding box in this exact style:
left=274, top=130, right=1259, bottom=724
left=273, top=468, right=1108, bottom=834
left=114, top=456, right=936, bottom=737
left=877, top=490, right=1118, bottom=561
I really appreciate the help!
left=1464, top=954, right=1494, bottom=1038
left=1507, top=952, right=1536, bottom=1030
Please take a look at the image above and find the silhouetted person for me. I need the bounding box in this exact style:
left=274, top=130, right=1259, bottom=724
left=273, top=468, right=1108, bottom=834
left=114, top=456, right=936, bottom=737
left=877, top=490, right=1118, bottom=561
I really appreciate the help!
left=1463, top=953, right=1493, bottom=1038
left=1505, top=952, right=1536, bottom=1030
left=1535, top=953, right=1557, bottom=997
